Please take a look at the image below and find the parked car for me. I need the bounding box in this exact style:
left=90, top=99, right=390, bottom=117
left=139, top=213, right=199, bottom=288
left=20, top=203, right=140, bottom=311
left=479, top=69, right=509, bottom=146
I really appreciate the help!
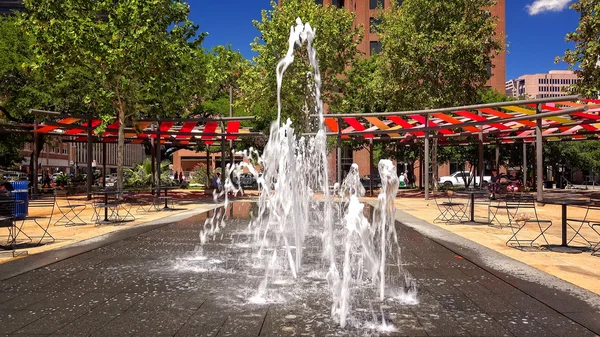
left=239, top=173, right=259, bottom=189
left=360, top=175, right=382, bottom=189
left=439, top=171, right=491, bottom=187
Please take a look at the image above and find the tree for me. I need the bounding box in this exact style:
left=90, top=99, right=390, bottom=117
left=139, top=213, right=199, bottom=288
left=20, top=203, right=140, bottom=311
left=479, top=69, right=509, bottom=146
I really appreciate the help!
left=21, top=0, right=204, bottom=191
left=239, top=0, right=363, bottom=133
left=377, top=0, right=504, bottom=110
left=557, top=0, right=600, bottom=98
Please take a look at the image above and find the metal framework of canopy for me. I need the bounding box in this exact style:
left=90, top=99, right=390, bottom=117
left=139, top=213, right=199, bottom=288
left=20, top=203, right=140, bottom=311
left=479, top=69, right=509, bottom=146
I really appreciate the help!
left=0, top=109, right=265, bottom=198
left=312, top=95, right=600, bottom=201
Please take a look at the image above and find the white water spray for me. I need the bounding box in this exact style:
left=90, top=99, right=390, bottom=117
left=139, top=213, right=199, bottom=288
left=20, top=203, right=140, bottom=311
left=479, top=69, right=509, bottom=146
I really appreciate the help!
left=197, top=18, right=416, bottom=329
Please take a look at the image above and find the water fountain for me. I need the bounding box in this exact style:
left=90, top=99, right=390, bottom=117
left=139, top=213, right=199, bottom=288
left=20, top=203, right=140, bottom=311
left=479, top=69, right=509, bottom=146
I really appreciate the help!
left=198, top=18, right=417, bottom=331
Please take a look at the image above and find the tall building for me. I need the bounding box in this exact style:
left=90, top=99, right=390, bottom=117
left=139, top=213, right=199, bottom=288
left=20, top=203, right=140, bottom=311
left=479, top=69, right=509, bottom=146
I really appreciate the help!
left=0, top=0, right=24, bottom=14
left=307, top=0, right=506, bottom=93
left=505, top=70, right=580, bottom=99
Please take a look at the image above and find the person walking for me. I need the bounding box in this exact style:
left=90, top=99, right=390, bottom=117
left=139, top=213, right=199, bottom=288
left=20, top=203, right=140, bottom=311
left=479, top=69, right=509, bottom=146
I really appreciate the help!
left=179, top=171, right=183, bottom=183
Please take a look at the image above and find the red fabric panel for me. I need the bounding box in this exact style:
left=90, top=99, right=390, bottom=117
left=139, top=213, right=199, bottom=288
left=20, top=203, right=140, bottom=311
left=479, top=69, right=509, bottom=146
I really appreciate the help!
left=65, top=120, right=102, bottom=135
left=455, top=110, right=509, bottom=131
left=343, top=117, right=374, bottom=138
left=409, top=115, right=454, bottom=135
left=387, top=116, right=424, bottom=136
left=159, top=122, right=175, bottom=132
left=479, top=108, right=537, bottom=127
left=102, top=121, right=120, bottom=136
left=201, top=121, right=219, bottom=144
left=176, top=122, right=197, bottom=139
left=324, top=118, right=339, bottom=133
left=226, top=121, right=240, bottom=140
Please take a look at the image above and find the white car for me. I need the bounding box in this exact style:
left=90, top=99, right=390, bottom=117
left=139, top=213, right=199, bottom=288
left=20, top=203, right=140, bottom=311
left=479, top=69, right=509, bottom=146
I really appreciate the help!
left=439, top=171, right=491, bottom=187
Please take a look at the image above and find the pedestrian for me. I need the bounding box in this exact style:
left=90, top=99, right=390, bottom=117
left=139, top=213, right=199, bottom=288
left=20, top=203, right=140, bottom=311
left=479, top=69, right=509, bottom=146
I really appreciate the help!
left=42, top=171, right=51, bottom=189
left=179, top=171, right=183, bottom=183
left=0, top=181, right=14, bottom=197
left=173, top=171, right=178, bottom=183
left=212, top=172, right=222, bottom=191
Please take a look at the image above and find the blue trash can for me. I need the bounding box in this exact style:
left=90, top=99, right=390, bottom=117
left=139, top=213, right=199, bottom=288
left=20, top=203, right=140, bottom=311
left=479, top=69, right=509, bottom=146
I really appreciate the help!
left=10, top=181, right=29, bottom=219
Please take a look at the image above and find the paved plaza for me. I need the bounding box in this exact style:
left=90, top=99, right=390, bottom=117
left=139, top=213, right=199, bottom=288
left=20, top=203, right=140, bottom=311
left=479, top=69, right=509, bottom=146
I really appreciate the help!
left=0, top=200, right=599, bottom=336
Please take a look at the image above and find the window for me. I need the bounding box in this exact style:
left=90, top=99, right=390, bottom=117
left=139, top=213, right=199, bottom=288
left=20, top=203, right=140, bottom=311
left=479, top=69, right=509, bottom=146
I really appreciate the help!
left=370, top=0, right=384, bottom=9
left=332, top=0, right=344, bottom=8
left=370, top=17, right=382, bottom=33
left=62, top=147, right=67, bottom=154
left=314, top=0, right=323, bottom=4
left=538, top=78, right=543, bottom=84
left=370, top=41, right=382, bottom=55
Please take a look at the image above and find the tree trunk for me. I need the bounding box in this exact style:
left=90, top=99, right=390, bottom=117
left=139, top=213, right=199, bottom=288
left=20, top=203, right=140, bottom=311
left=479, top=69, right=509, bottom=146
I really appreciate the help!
left=117, top=108, right=125, bottom=192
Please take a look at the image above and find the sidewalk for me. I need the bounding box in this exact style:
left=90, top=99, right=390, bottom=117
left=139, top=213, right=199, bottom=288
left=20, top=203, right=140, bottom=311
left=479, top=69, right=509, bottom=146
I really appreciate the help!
left=389, top=189, right=600, bottom=295
left=0, top=190, right=243, bottom=264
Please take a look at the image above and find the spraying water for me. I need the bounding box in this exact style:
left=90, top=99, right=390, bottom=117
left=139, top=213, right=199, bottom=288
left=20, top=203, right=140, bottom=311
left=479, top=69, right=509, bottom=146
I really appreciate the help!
left=198, top=18, right=416, bottom=329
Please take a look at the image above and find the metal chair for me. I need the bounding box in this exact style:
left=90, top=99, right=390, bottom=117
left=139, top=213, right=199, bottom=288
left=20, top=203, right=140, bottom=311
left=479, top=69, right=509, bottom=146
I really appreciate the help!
left=0, top=198, right=28, bottom=257
left=54, top=189, right=87, bottom=226
left=505, top=194, right=553, bottom=248
left=432, top=190, right=467, bottom=224
left=26, top=193, right=56, bottom=244
left=565, top=202, right=600, bottom=249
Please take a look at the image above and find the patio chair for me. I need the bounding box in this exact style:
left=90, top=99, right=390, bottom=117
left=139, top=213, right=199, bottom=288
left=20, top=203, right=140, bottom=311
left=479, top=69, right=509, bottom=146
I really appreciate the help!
left=505, top=194, right=553, bottom=248
left=0, top=198, right=28, bottom=257
left=54, top=189, right=87, bottom=226
left=26, top=193, right=56, bottom=244
left=565, top=202, right=600, bottom=249
left=432, top=190, right=467, bottom=224
left=117, top=191, right=136, bottom=222
left=489, top=193, right=521, bottom=228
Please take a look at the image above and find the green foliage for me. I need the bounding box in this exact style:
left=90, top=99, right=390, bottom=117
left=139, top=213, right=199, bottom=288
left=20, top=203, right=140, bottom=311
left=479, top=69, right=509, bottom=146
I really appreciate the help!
left=190, top=163, right=213, bottom=186
left=21, top=0, right=205, bottom=191
left=377, top=0, right=504, bottom=110
left=55, top=173, right=69, bottom=186
left=557, top=0, right=600, bottom=98
left=240, top=0, right=363, bottom=133
left=124, top=158, right=172, bottom=188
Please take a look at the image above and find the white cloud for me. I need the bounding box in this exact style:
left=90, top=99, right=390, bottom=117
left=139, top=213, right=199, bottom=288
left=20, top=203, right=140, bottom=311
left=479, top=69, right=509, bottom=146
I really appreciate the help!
left=526, top=0, right=572, bottom=15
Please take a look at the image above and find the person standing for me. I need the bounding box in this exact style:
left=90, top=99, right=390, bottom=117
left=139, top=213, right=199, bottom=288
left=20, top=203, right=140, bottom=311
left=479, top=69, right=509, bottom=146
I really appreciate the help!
left=178, top=171, right=183, bottom=183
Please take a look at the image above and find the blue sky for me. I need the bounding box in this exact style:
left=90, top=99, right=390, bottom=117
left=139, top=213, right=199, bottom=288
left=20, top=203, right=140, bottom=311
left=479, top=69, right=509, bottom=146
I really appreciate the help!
left=187, top=0, right=580, bottom=80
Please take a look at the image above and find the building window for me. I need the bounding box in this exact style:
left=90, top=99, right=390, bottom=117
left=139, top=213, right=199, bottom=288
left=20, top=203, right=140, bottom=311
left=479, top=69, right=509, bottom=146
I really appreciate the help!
left=370, top=41, right=382, bottom=55
left=314, top=0, right=323, bottom=4
left=370, top=0, right=384, bottom=9
left=370, top=17, right=382, bottom=33
left=332, top=0, right=344, bottom=8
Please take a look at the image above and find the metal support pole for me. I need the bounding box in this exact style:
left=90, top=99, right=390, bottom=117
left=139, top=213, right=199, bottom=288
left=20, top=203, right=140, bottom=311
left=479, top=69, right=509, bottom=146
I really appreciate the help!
left=536, top=104, right=544, bottom=201
left=495, top=141, right=500, bottom=170
left=369, top=139, right=374, bottom=197
left=86, top=119, right=93, bottom=200
left=33, top=121, right=38, bottom=195
left=151, top=124, right=156, bottom=196
left=523, top=142, right=528, bottom=188
left=337, top=123, right=342, bottom=183
left=424, top=113, right=430, bottom=200
left=221, top=122, right=226, bottom=178
left=157, top=122, right=161, bottom=196
left=229, top=86, right=234, bottom=167
left=206, top=146, right=210, bottom=188
left=102, top=142, right=107, bottom=189
left=478, top=139, right=484, bottom=190
left=478, top=111, right=484, bottom=189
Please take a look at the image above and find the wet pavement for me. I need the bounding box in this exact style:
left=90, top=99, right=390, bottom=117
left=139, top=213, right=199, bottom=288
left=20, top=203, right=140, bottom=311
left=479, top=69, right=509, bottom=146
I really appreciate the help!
left=0, top=202, right=599, bottom=336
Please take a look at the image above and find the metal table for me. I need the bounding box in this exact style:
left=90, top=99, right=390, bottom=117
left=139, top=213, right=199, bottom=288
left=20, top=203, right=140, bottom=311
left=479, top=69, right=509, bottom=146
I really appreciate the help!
left=541, top=198, right=591, bottom=248
left=152, top=187, right=178, bottom=211
left=96, top=190, right=120, bottom=223
left=455, top=189, right=490, bottom=225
